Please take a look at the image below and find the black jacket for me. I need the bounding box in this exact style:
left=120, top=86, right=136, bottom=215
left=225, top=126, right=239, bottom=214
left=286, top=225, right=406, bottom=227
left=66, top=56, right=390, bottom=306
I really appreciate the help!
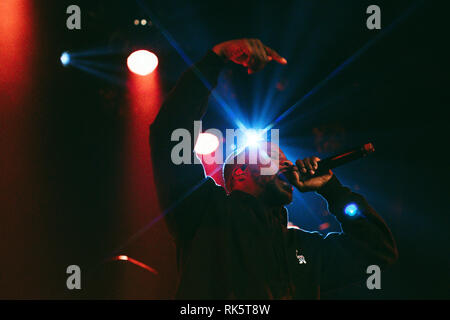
left=150, top=51, right=398, bottom=299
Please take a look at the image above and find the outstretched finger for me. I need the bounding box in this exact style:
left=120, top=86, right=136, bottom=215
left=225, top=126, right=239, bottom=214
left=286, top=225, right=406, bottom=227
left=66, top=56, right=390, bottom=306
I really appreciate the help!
left=264, top=46, right=287, bottom=64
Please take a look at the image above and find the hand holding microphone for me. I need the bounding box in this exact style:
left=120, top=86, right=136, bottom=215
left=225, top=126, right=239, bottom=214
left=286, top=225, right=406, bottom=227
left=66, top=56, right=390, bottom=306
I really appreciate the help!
left=280, top=143, right=375, bottom=192
left=280, top=157, right=333, bottom=192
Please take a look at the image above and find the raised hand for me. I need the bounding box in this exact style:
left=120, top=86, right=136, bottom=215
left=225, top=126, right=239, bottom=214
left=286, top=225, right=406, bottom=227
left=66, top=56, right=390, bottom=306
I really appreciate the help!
left=294, top=157, right=333, bottom=192
left=279, top=157, right=333, bottom=193
left=212, top=38, right=287, bottom=74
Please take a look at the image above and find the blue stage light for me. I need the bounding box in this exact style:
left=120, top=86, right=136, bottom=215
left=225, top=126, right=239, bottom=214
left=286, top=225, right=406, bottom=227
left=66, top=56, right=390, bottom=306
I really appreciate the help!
left=60, top=52, right=70, bottom=66
left=243, top=129, right=264, bottom=148
left=344, top=203, right=359, bottom=217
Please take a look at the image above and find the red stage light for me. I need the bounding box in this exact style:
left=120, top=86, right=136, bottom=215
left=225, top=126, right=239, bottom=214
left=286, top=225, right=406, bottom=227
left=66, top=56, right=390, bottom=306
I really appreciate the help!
left=127, top=50, right=158, bottom=76
left=112, top=255, right=158, bottom=274
left=194, top=133, right=220, bottom=155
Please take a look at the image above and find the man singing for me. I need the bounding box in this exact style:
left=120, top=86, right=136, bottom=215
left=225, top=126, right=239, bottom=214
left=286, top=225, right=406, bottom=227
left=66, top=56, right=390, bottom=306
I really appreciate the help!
left=150, top=38, right=398, bottom=299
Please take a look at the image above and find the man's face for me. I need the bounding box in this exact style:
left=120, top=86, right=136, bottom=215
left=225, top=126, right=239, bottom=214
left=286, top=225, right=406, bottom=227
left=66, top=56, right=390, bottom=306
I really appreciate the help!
left=229, top=144, right=294, bottom=205
left=252, top=151, right=294, bottom=205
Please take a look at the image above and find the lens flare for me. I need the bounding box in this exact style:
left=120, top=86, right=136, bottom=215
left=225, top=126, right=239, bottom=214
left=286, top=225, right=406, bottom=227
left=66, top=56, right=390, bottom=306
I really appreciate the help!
left=243, top=129, right=264, bottom=148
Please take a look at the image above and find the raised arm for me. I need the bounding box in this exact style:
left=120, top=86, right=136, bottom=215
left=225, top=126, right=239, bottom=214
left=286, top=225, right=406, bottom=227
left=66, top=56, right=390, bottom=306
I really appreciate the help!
left=150, top=39, right=287, bottom=239
left=149, top=51, right=224, bottom=239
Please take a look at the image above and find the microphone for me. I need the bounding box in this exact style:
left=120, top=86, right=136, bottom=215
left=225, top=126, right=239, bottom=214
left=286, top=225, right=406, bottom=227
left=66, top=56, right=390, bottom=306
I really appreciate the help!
left=301, top=142, right=375, bottom=179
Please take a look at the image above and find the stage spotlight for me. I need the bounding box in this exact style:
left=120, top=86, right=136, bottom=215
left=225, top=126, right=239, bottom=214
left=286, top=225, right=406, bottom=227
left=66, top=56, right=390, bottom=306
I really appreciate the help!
left=344, top=203, right=359, bottom=217
left=60, top=52, right=70, bottom=66
left=194, top=133, right=220, bottom=155
left=141, top=19, right=147, bottom=26
left=244, top=129, right=264, bottom=148
left=133, top=19, right=139, bottom=25
left=127, top=50, right=158, bottom=76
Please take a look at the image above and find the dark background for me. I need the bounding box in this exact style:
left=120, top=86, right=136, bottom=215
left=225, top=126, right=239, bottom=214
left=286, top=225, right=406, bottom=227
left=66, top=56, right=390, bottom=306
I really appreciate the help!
left=0, top=0, right=448, bottom=299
